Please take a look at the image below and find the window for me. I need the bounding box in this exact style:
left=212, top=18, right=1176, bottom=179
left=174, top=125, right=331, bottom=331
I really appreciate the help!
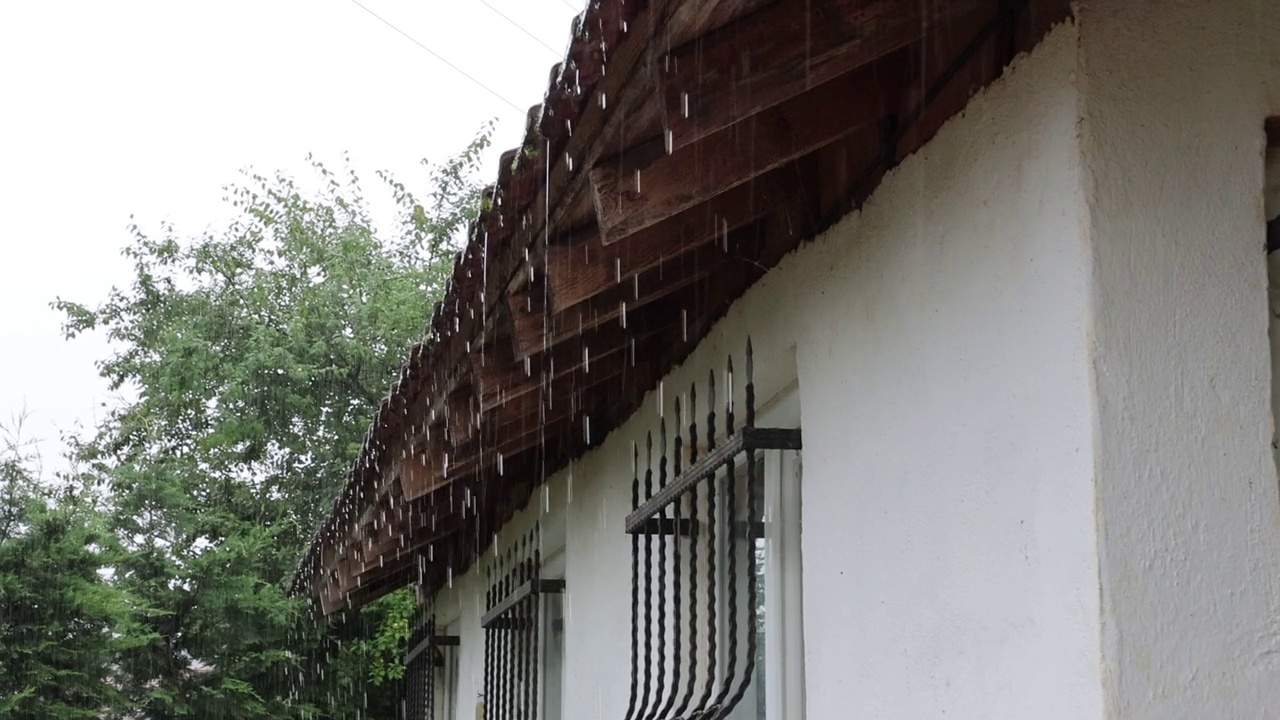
left=724, top=383, right=804, bottom=720
left=404, top=614, right=460, bottom=720
left=1268, top=123, right=1280, bottom=463
left=623, top=339, right=804, bottom=720
left=438, top=622, right=460, bottom=720
left=481, top=525, right=565, bottom=720
left=759, top=423, right=804, bottom=720
left=541, top=569, right=565, bottom=720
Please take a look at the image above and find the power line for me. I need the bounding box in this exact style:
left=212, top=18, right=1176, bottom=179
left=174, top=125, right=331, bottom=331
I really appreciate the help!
left=347, top=0, right=525, bottom=114
left=477, top=0, right=563, bottom=58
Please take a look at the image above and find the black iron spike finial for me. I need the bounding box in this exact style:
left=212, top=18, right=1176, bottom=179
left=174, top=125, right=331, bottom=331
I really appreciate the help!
left=505, top=538, right=518, bottom=720
left=672, top=383, right=700, bottom=720
left=483, top=563, right=495, bottom=719
left=659, top=417, right=669, bottom=486
left=658, top=413, right=684, bottom=720
left=532, top=523, right=541, bottom=569
left=645, top=415, right=672, bottom=720
left=646, top=431, right=654, bottom=481
left=639, top=430, right=656, bottom=719
left=695, top=445, right=719, bottom=717
left=722, top=342, right=763, bottom=718
left=726, top=354, right=736, bottom=436
left=516, top=533, right=531, bottom=720
left=707, top=369, right=717, bottom=452
left=528, top=523, right=541, bottom=720
left=625, top=438, right=642, bottom=720
left=689, top=383, right=700, bottom=465
left=710, top=357, right=744, bottom=719
left=674, top=398, right=684, bottom=478
left=517, top=534, right=527, bottom=585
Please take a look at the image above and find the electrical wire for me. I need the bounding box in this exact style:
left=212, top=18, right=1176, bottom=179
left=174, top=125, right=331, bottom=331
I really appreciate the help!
left=347, top=0, right=525, bottom=114
left=476, top=0, right=563, bottom=58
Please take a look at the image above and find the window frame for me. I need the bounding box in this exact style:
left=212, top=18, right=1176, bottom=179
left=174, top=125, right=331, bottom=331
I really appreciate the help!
left=725, top=380, right=804, bottom=720
left=622, top=342, right=803, bottom=720
left=479, top=523, right=566, bottom=720
left=761, top=436, right=804, bottom=720
left=539, top=548, right=567, bottom=720
left=436, top=620, right=460, bottom=720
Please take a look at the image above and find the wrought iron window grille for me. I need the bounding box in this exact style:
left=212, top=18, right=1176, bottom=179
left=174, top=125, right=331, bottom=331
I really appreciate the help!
left=622, top=338, right=801, bottom=720
left=482, top=526, right=564, bottom=720
left=405, top=608, right=460, bottom=720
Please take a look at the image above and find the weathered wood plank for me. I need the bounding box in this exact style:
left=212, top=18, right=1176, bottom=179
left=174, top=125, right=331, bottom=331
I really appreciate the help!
left=511, top=254, right=717, bottom=358
left=478, top=322, right=669, bottom=414
left=400, top=446, right=449, bottom=502
left=591, top=58, right=899, bottom=242
left=657, top=0, right=992, bottom=151
left=546, top=173, right=790, bottom=308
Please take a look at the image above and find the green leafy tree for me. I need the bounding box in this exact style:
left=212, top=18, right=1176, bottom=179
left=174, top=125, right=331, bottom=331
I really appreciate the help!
left=55, top=127, right=490, bottom=719
left=0, top=418, right=144, bottom=719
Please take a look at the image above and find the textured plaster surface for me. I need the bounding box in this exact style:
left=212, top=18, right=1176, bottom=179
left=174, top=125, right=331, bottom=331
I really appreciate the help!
left=1079, top=1, right=1280, bottom=717
left=789, top=22, right=1098, bottom=718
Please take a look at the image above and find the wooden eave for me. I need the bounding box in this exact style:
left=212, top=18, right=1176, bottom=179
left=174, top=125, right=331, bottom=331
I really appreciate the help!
left=292, top=0, right=1074, bottom=613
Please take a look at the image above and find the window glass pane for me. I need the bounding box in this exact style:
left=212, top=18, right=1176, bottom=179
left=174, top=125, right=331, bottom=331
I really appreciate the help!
left=445, top=628, right=459, bottom=720
left=726, top=464, right=767, bottom=720
left=543, top=592, right=565, bottom=720
left=753, top=530, right=767, bottom=719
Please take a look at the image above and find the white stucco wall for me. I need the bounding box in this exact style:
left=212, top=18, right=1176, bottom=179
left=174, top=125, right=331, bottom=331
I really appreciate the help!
left=1079, top=2, right=1280, bottom=717
left=426, top=19, right=1106, bottom=720
left=787, top=22, right=1098, bottom=718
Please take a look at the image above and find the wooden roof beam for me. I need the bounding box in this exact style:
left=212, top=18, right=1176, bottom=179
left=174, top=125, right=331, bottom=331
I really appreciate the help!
left=445, top=382, right=478, bottom=446
left=478, top=322, right=669, bottom=414
left=400, top=444, right=449, bottom=502
left=657, top=0, right=992, bottom=152
left=509, top=240, right=742, bottom=358
left=479, top=345, right=636, bottom=428
left=449, top=328, right=685, bottom=478
left=590, top=56, right=901, bottom=242
left=545, top=172, right=792, bottom=309
left=355, top=513, right=463, bottom=578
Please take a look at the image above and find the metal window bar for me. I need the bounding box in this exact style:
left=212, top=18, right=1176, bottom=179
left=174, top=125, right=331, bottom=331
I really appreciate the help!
left=404, top=607, right=461, bottom=720
left=482, top=525, right=565, bottom=720
left=623, top=338, right=801, bottom=720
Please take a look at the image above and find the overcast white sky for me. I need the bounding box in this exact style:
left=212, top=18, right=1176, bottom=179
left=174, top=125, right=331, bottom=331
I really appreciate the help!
left=0, top=0, right=578, bottom=468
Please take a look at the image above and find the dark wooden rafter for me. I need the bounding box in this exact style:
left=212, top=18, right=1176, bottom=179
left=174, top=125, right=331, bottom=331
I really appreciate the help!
left=445, top=382, right=478, bottom=446
left=353, top=516, right=464, bottom=584
left=508, top=236, right=761, bottom=359
left=656, top=0, right=995, bottom=152
left=352, top=504, right=459, bottom=569
left=545, top=172, right=792, bottom=308
left=590, top=52, right=905, bottom=242
left=475, top=320, right=673, bottom=416
left=400, top=436, right=447, bottom=501
left=484, top=0, right=667, bottom=311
